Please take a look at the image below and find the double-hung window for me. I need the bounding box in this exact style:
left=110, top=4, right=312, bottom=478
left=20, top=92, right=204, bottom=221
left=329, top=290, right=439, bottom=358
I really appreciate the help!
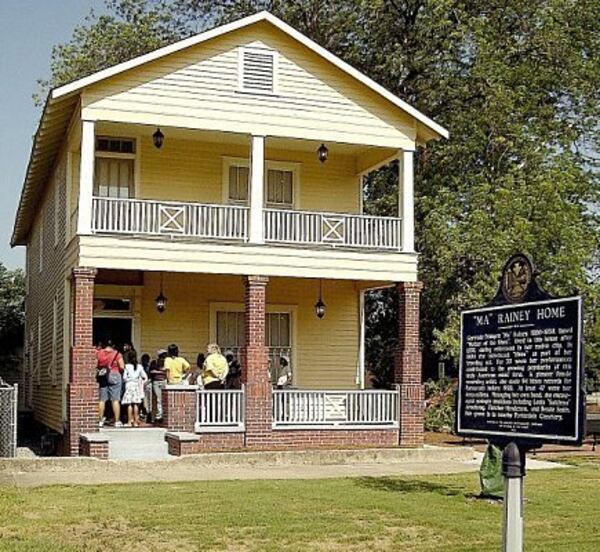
left=94, top=137, right=136, bottom=199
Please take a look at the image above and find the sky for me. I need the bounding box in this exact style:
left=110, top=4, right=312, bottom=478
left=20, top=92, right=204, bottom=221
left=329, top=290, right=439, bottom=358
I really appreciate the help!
left=0, top=0, right=106, bottom=269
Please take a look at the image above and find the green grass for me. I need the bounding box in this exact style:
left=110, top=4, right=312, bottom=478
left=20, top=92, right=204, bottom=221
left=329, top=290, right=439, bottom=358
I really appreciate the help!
left=0, top=465, right=598, bottom=551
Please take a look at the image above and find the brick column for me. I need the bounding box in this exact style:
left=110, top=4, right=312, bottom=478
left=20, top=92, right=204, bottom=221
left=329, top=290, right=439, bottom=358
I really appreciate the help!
left=395, top=281, right=425, bottom=447
left=66, top=267, right=98, bottom=456
left=241, top=275, right=272, bottom=449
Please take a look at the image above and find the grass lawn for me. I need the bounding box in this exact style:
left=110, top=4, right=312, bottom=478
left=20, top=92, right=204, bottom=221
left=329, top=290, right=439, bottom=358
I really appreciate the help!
left=0, top=461, right=598, bottom=551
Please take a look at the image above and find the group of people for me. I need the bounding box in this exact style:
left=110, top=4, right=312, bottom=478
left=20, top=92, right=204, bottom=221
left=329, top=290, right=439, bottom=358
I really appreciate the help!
left=95, top=341, right=244, bottom=428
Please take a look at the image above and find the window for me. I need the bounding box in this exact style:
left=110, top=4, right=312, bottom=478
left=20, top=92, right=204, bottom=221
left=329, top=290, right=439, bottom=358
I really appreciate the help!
left=51, top=295, right=58, bottom=386
left=239, top=47, right=277, bottom=94
left=223, top=158, right=298, bottom=208
left=228, top=165, right=249, bottom=203
left=38, top=222, right=43, bottom=273
left=53, top=186, right=60, bottom=247
left=94, top=157, right=134, bottom=198
left=36, top=315, right=42, bottom=386
left=96, top=137, right=135, bottom=154
left=213, top=304, right=293, bottom=378
left=266, top=169, right=293, bottom=208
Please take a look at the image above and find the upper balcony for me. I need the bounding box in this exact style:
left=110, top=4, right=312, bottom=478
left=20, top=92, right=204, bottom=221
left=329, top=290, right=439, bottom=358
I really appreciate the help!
left=71, top=123, right=417, bottom=282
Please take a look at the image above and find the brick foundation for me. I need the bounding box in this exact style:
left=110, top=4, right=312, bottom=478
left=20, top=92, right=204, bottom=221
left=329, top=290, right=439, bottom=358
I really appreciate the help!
left=241, top=275, right=272, bottom=449
left=162, top=385, right=198, bottom=432
left=66, top=267, right=98, bottom=456
left=79, top=434, right=109, bottom=459
left=395, top=282, right=425, bottom=447
left=167, top=428, right=399, bottom=455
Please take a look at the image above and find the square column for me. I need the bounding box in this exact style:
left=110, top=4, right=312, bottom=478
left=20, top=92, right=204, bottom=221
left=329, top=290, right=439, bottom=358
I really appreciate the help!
left=66, top=267, right=98, bottom=456
left=398, top=149, right=415, bottom=253
left=77, top=120, right=95, bottom=235
left=241, top=275, right=272, bottom=448
left=248, top=135, right=265, bottom=244
left=394, top=281, right=425, bottom=447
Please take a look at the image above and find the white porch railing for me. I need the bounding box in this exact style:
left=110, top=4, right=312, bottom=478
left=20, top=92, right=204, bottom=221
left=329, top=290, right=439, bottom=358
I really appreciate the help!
left=195, top=386, right=245, bottom=433
left=272, top=389, right=400, bottom=429
left=92, top=197, right=249, bottom=241
left=264, top=209, right=402, bottom=250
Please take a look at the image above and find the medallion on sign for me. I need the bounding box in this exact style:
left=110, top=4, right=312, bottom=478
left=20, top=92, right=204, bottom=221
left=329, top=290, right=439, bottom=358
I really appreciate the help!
left=501, top=254, right=533, bottom=303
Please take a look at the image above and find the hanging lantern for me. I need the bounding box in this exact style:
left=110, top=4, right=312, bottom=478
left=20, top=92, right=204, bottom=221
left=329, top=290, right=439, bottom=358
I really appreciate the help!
left=314, top=279, right=326, bottom=319
left=317, top=143, right=329, bottom=163
left=155, top=273, right=167, bottom=313
left=153, top=127, right=164, bottom=149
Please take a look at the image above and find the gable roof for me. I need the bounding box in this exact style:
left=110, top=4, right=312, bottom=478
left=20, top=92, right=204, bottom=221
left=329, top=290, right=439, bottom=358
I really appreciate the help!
left=12, top=11, right=448, bottom=246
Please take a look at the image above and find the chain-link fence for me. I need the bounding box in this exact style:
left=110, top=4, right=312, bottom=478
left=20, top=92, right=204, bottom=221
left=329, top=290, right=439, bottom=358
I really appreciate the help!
left=0, top=380, right=17, bottom=458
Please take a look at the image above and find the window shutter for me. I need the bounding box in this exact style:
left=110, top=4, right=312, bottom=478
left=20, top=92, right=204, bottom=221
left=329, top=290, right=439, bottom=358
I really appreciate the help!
left=240, top=48, right=276, bottom=94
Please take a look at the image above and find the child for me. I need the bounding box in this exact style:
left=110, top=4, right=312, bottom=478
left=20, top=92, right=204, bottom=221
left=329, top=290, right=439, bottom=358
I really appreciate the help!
left=121, top=350, right=147, bottom=427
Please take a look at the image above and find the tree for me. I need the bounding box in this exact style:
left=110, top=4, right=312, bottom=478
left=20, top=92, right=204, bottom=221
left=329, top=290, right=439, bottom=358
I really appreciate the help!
left=38, top=0, right=600, bottom=385
left=0, top=264, right=25, bottom=357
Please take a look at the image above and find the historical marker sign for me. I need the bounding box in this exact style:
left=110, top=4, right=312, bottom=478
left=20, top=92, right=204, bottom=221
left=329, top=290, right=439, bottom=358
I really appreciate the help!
left=457, top=255, right=585, bottom=445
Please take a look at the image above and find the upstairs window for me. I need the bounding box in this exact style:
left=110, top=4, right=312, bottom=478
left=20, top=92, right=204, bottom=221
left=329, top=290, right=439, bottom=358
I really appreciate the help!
left=239, top=47, right=277, bottom=94
left=95, top=137, right=136, bottom=198
left=266, top=169, right=293, bottom=208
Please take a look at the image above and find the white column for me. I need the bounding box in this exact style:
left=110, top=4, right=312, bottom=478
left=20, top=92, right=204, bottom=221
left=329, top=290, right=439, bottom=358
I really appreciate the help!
left=249, top=135, right=265, bottom=244
left=398, top=149, right=415, bottom=253
left=77, top=120, right=95, bottom=235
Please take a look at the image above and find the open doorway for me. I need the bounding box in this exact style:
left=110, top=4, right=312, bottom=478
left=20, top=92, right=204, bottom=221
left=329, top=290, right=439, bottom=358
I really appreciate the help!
left=93, top=318, right=132, bottom=350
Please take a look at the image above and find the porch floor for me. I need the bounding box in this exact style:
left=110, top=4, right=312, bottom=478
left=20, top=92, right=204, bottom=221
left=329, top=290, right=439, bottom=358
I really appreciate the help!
left=99, top=428, right=171, bottom=460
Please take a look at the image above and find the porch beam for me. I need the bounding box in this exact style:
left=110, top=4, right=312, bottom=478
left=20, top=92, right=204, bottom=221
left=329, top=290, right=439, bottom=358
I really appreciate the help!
left=398, top=149, right=415, bottom=253
left=77, top=120, right=95, bottom=235
left=249, top=135, right=265, bottom=244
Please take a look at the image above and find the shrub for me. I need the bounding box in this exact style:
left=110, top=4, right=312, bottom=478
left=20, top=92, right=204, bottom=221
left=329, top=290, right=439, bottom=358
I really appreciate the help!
left=424, top=378, right=456, bottom=432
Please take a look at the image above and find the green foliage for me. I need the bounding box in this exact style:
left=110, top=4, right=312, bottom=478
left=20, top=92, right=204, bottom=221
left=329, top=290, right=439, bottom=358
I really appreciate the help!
left=424, top=377, right=456, bottom=432
left=37, top=0, right=600, bottom=384
left=0, top=264, right=25, bottom=353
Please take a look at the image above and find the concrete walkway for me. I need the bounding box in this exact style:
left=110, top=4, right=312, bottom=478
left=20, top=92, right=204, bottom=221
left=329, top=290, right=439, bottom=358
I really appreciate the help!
left=0, top=446, right=568, bottom=488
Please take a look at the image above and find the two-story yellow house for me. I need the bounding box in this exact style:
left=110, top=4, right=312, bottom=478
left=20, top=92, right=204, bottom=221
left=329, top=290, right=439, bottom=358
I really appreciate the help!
left=12, top=12, right=447, bottom=457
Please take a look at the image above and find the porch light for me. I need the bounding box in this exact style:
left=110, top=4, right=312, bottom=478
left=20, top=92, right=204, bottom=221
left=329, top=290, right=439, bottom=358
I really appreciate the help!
left=153, top=127, right=164, bottom=149
left=155, top=273, right=167, bottom=313
left=317, top=143, right=328, bottom=163
left=314, top=279, right=326, bottom=319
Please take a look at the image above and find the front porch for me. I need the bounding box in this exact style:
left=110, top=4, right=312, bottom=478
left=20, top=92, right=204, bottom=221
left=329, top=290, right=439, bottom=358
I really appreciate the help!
left=67, top=268, right=424, bottom=456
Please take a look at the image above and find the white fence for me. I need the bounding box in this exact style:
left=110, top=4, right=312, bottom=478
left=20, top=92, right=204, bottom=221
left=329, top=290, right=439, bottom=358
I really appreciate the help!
left=272, top=389, right=400, bottom=429
left=264, top=209, right=402, bottom=250
left=195, top=386, right=245, bottom=433
left=92, top=197, right=249, bottom=241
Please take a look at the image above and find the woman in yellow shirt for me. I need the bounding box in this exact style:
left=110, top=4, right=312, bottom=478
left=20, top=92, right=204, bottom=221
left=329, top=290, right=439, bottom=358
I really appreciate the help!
left=202, top=343, right=229, bottom=389
left=164, top=343, right=191, bottom=384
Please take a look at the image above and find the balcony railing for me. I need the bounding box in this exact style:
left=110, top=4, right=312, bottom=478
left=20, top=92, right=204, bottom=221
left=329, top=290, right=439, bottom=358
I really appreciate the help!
left=272, top=389, right=400, bottom=429
left=194, top=387, right=400, bottom=433
left=92, top=197, right=249, bottom=241
left=264, top=209, right=402, bottom=250
left=195, top=386, right=245, bottom=433
left=91, top=197, right=402, bottom=251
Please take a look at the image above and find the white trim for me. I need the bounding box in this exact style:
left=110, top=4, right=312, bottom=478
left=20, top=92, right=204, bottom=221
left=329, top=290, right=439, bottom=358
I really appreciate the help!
left=249, top=135, right=265, bottom=243
left=272, top=423, right=399, bottom=431
left=358, top=289, right=366, bottom=388
left=77, top=120, right=95, bottom=235
left=51, top=293, right=58, bottom=386
left=50, top=12, right=447, bottom=139
left=399, top=150, right=414, bottom=253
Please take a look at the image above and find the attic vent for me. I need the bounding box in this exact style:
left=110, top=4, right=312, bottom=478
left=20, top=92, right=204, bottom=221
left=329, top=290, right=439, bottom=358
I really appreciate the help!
left=239, top=47, right=277, bottom=94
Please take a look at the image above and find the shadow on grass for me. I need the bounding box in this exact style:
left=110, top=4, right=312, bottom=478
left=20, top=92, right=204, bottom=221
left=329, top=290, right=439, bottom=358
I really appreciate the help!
left=355, top=476, right=466, bottom=497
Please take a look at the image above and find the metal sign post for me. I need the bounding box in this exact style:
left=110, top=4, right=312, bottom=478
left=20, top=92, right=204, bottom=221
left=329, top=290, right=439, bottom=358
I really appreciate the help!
left=455, top=254, right=586, bottom=551
left=502, top=442, right=524, bottom=552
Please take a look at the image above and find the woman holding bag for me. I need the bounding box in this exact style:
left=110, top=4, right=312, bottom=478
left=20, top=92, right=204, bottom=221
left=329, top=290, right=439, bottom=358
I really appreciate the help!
left=96, top=340, right=124, bottom=427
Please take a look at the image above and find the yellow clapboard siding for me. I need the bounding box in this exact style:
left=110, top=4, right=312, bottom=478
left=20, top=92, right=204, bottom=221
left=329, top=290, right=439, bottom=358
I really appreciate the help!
left=126, top=273, right=359, bottom=389
left=82, top=22, right=416, bottom=149
left=26, top=149, right=69, bottom=433
left=137, top=135, right=359, bottom=213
